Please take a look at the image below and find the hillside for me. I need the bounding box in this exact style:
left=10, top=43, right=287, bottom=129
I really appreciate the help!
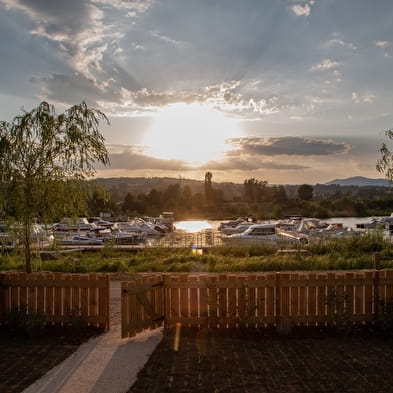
left=325, top=176, right=390, bottom=187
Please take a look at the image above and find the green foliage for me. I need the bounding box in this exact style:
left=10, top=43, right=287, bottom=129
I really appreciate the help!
left=376, top=299, right=393, bottom=332
left=67, top=309, right=89, bottom=331
left=377, top=128, right=393, bottom=181
left=298, top=184, right=314, bottom=201
left=325, top=290, right=354, bottom=334
left=6, top=306, right=46, bottom=337
left=0, top=101, right=110, bottom=272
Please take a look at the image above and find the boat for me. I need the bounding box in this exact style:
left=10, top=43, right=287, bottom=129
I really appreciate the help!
left=222, top=223, right=280, bottom=245
left=114, top=217, right=164, bottom=238
left=220, top=223, right=254, bottom=235
left=59, top=235, right=104, bottom=246
left=218, top=217, right=256, bottom=232
left=53, top=217, right=100, bottom=233
left=97, top=229, right=146, bottom=244
left=156, top=212, right=175, bottom=232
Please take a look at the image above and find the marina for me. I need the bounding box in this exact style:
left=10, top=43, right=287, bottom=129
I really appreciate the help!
left=1, top=215, right=392, bottom=252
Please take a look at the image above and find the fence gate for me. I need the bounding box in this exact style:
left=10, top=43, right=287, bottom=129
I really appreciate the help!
left=121, top=275, right=164, bottom=338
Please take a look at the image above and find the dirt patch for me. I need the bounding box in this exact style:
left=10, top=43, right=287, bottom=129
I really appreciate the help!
left=128, top=327, right=393, bottom=393
left=0, top=326, right=103, bottom=393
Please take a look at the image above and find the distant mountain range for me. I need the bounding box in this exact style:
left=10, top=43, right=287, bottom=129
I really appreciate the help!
left=325, top=176, right=390, bottom=187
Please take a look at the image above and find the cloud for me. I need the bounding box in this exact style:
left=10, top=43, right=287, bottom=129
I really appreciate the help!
left=104, top=145, right=192, bottom=171
left=149, top=30, right=184, bottom=46
left=91, top=80, right=290, bottom=118
left=324, top=37, right=357, bottom=51
left=351, top=91, right=376, bottom=104
left=227, top=136, right=349, bottom=156
left=311, top=59, right=341, bottom=71
left=375, top=41, right=392, bottom=48
left=91, top=0, right=155, bottom=15
left=0, top=0, right=151, bottom=99
left=200, top=157, right=308, bottom=171
left=290, top=0, right=315, bottom=16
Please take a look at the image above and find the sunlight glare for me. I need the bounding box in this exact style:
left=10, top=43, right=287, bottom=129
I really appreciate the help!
left=143, top=103, right=240, bottom=166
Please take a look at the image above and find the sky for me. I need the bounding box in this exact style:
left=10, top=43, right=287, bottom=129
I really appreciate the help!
left=1, top=0, right=393, bottom=185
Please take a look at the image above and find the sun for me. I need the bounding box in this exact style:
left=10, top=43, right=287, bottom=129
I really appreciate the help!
left=143, top=102, right=240, bottom=166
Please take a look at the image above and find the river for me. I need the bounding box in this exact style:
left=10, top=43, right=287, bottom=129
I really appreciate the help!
left=174, top=216, right=383, bottom=233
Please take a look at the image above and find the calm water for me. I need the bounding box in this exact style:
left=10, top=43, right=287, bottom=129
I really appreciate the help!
left=175, top=217, right=383, bottom=233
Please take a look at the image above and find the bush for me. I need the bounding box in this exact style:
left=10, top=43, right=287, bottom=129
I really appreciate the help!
left=6, top=306, right=46, bottom=337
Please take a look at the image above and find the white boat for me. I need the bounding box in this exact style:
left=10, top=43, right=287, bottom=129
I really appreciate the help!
left=53, top=217, right=99, bottom=233
left=218, top=217, right=246, bottom=231
left=156, top=211, right=175, bottom=232
left=222, top=223, right=280, bottom=245
left=98, top=229, right=146, bottom=244
left=220, top=223, right=253, bottom=235
left=115, top=217, right=164, bottom=237
left=59, top=235, right=104, bottom=246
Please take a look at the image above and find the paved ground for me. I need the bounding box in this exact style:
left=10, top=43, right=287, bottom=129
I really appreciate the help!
left=128, top=327, right=393, bottom=393
left=23, top=281, right=163, bottom=393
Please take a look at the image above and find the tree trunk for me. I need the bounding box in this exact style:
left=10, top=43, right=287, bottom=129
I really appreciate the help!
left=24, top=223, right=32, bottom=273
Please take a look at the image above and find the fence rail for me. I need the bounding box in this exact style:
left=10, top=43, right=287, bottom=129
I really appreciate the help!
left=0, top=272, right=110, bottom=329
left=122, top=269, right=393, bottom=337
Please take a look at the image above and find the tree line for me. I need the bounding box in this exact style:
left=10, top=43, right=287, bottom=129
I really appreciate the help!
left=87, top=174, right=393, bottom=220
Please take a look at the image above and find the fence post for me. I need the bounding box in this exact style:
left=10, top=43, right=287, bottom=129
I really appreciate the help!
left=373, top=253, right=381, bottom=323
left=0, top=274, right=5, bottom=324
left=106, top=274, right=111, bottom=330
left=374, top=253, right=381, bottom=270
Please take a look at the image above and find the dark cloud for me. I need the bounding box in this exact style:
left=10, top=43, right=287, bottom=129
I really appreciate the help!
left=228, top=136, right=349, bottom=156
left=33, top=73, right=116, bottom=106
left=200, top=157, right=308, bottom=171
left=104, top=146, right=192, bottom=171
left=2, top=0, right=93, bottom=36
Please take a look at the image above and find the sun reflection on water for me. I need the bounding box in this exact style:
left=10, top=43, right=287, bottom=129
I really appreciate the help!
left=174, top=220, right=214, bottom=233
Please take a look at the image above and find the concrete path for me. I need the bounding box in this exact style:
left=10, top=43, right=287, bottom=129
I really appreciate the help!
left=23, top=281, right=163, bottom=393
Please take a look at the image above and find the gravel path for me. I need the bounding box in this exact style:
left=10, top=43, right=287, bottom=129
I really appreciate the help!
left=23, top=281, right=163, bottom=393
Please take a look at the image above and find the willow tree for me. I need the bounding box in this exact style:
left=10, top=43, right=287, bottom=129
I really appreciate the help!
left=0, top=101, right=110, bottom=272
left=377, top=129, right=393, bottom=182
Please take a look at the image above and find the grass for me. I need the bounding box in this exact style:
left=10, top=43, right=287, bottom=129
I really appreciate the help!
left=1, top=232, right=393, bottom=273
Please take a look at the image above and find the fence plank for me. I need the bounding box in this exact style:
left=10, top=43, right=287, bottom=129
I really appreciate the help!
left=19, top=273, right=27, bottom=311
left=218, top=275, right=228, bottom=328
left=299, top=273, right=308, bottom=326
left=179, top=275, right=189, bottom=326
left=227, top=275, right=237, bottom=328
left=88, top=273, right=98, bottom=324
left=72, top=274, right=80, bottom=316
left=208, top=276, right=218, bottom=328
left=345, top=272, right=355, bottom=318
left=317, top=272, right=327, bottom=322
left=266, top=273, right=275, bottom=325
left=290, top=273, right=299, bottom=323
left=354, top=272, right=364, bottom=316
left=189, top=276, right=199, bottom=325
left=99, top=274, right=109, bottom=329
left=247, top=274, right=257, bottom=328
left=281, top=273, right=290, bottom=318
left=121, top=282, right=129, bottom=338
left=364, top=271, right=373, bottom=319
left=308, top=273, right=316, bottom=324
left=386, top=269, right=393, bottom=303
left=37, top=273, right=45, bottom=315
left=199, top=275, right=208, bottom=328
left=63, top=274, right=72, bottom=318
left=169, top=276, right=180, bottom=328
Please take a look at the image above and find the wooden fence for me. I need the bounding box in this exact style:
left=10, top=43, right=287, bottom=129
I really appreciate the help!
left=122, top=269, right=393, bottom=337
left=0, top=272, right=110, bottom=329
